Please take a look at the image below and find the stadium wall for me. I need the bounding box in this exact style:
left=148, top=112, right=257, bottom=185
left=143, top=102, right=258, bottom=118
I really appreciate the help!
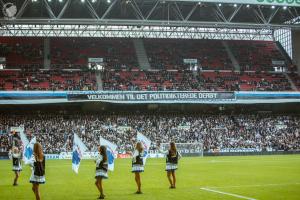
left=292, top=30, right=300, bottom=74
left=205, top=151, right=300, bottom=156
left=1, top=151, right=300, bottom=160
left=43, top=151, right=300, bottom=159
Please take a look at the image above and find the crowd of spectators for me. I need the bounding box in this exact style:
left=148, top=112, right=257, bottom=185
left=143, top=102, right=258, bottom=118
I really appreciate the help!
left=0, top=69, right=97, bottom=91
left=0, top=114, right=299, bottom=153
left=0, top=69, right=296, bottom=91
left=102, top=70, right=294, bottom=91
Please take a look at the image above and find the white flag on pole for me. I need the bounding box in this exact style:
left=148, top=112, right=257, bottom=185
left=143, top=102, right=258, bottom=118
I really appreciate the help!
left=23, top=137, right=36, bottom=165
left=100, top=137, right=117, bottom=171
left=137, top=132, right=151, bottom=165
left=72, top=134, right=88, bottom=174
left=20, top=131, right=29, bottom=147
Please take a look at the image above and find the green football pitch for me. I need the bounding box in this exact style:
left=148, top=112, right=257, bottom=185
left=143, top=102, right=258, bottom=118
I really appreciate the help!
left=0, top=155, right=300, bottom=200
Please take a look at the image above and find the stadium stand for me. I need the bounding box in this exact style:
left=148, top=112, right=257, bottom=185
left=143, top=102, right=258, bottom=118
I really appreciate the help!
left=0, top=37, right=297, bottom=92
left=144, top=39, right=233, bottom=70
left=228, top=40, right=286, bottom=71
left=50, top=38, right=138, bottom=69
left=0, top=114, right=299, bottom=153
left=289, top=72, right=300, bottom=91
left=1, top=37, right=287, bottom=71
left=0, top=69, right=97, bottom=91
left=0, top=37, right=43, bottom=68
left=0, top=69, right=295, bottom=91
left=102, top=70, right=294, bottom=91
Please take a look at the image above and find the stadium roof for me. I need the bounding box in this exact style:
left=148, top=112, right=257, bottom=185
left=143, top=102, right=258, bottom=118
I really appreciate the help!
left=0, top=0, right=299, bottom=39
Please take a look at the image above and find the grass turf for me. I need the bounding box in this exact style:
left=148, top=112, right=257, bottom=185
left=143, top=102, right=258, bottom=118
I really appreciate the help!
left=0, top=155, right=300, bottom=200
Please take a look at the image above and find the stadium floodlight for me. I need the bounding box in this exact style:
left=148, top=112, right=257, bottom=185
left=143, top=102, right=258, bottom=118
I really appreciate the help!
left=233, top=4, right=237, bottom=7
left=59, top=0, right=63, bottom=2
left=271, top=5, right=275, bottom=9
left=283, top=6, right=287, bottom=10
left=48, top=0, right=51, bottom=2
left=92, top=0, right=96, bottom=2
left=218, top=3, right=222, bottom=7
left=107, top=0, right=111, bottom=3
left=2, top=2, right=17, bottom=18
left=81, top=0, right=85, bottom=3
left=246, top=4, right=250, bottom=8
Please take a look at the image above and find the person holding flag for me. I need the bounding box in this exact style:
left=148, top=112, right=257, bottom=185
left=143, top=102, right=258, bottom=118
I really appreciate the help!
left=131, top=142, right=144, bottom=194
left=72, top=133, right=87, bottom=174
left=131, top=132, right=151, bottom=194
left=100, top=137, right=117, bottom=171
left=94, top=137, right=117, bottom=199
left=95, top=145, right=108, bottom=199
left=29, top=143, right=45, bottom=200
left=9, top=146, right=23, bottom=186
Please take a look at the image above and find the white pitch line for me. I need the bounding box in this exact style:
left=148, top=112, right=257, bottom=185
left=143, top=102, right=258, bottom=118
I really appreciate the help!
left=207, top=182, right=300, bottom=189
left=200, top=187, right=257, bottom=200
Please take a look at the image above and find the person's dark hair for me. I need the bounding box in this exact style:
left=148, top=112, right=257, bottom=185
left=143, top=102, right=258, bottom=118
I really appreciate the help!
left=169, top=142, right=177, bottom=156
left=100, top=145, right=107, bottom=163
left=136, top=142, right=144, bottom=154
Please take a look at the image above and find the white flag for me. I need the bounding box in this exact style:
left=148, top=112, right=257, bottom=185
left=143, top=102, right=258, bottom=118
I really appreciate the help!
left=72, top=134, right=88, bottom=174
left=100, top=137, right=117, bottom=171
left=137, top=132, right=151, bottom=165
left=20, top=131, right=29, bottom=147
left=23, top=137, right=36, bottom=165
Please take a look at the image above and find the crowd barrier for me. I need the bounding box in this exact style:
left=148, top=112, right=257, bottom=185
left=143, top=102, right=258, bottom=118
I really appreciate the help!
left=1, top=151, right=299, bottom=160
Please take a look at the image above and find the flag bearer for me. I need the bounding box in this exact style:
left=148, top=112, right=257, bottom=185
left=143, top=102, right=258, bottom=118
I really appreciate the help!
left=95, top=145, right=108, bottom=199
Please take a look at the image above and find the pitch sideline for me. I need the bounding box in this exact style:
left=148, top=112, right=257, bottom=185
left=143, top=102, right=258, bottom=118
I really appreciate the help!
left=206, top=182, right=300, bottom=189
left=200, top=187, right=257, bottom=200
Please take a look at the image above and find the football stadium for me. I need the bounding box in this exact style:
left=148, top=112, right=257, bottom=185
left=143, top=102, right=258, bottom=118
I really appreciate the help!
left=0, top=0, right=300, bottom=200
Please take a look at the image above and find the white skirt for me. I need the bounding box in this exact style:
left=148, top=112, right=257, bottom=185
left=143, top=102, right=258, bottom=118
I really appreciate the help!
left=132, top=164, right=144, bottom=173
left=166, top=163, right=178, bottom=171
left=95, top=169, right=108, bottom=179
left=30, top=171, right=45, bottom=184
left=12, top=165, right=22, bottom=171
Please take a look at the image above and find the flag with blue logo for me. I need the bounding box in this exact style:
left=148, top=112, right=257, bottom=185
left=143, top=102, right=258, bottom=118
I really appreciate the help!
left=137, top=132, right=151, bottom=165
left=100, top=137, right=117, bottom=171
left=72, top=134, right=87, bottom=174
left=23, top=137, right=36, bottom=165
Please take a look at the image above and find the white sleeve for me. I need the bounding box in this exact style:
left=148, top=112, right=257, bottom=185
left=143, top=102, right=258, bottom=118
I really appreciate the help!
left=96, top=155, right=103, bottom=166
left=132, top=150, right=138, bottom=163
left=133, top=150, right=139, bottom=157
